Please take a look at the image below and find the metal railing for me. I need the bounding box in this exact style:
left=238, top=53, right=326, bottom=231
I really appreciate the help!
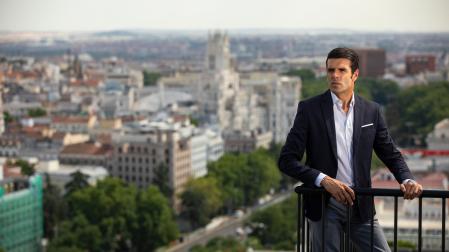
left=295, top=187, right=449, bottom=252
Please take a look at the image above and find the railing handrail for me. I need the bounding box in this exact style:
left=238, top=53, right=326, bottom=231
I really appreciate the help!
left=295, top=186, right=449, bottom=198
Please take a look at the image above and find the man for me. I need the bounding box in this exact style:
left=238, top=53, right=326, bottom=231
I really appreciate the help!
left=278, top=48, right=423, bottom=251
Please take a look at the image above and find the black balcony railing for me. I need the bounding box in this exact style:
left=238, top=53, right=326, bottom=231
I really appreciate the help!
left=295, top=187, right=449, bottom=252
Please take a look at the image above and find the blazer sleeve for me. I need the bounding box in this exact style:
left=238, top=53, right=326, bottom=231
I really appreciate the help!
left=373, top=106, right=414, bottom=183
left=278, top=101, right=321, bottom=186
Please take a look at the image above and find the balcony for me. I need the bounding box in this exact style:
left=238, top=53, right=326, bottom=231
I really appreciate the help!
left=295, top=187, right=449, bottom=252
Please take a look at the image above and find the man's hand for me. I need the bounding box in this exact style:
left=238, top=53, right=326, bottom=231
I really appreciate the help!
left=320, top=176, right=355, bottom=206
left=400, top=180, right=423, bottom=200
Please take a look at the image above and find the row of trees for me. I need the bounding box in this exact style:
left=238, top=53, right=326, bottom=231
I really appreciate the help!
left=180, top=148, right=282, bottom=229
left=44, top=173, right=179, bottom=252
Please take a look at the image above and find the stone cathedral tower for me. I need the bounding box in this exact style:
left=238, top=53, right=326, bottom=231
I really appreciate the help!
left=200, top=31, right=241, bottom=130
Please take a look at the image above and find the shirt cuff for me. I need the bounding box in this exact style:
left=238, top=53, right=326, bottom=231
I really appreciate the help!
left=402, top=179, right=416, bottom=184
left=315, top=173, right=327, bottom=187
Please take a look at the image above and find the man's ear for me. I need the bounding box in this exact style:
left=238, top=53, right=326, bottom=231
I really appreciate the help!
left=352, top=69, right=359, bottom=80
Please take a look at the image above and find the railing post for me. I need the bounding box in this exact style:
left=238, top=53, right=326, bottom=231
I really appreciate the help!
left=394, top=196, right=398, bottom=252
left=306, top=218, right=310, bottom=252
left=346, top=204, right=351, bottom=252
left=297, top=193, right=302, bottom=252
left=442, top=197, right=446, bottom=252
left=321, top=193, right=326, bottom=252
left=418, top=197, right=422, bottom=252
left=371, top=196, right=374, bottom=252
left=302, top=194, right=306, bottom=252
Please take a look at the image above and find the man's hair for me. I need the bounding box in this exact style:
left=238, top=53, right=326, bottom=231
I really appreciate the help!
left=326, top=47, right=359, bottom=74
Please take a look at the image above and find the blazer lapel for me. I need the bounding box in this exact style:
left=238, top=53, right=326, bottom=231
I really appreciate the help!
left=352, top=94, right=364, bottom=186
left=320, top=90, right=338, bottom=164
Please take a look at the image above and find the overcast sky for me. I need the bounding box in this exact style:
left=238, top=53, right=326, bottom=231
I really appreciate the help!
left=0, top=0, right=448, bottom=32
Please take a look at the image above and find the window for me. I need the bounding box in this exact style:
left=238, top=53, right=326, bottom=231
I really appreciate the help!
left=209, top=55, right=215, bottom=70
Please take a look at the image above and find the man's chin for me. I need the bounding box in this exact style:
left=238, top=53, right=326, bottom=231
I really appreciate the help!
left=329, top=87, right=342, bottom=93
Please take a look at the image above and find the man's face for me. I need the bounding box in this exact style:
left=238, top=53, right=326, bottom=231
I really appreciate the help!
left=326, top=58, right=359, bottom=97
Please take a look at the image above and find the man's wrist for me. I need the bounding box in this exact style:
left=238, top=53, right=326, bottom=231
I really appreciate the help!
left=320, top=176, right=330, bottom=187
left=402, top=179, right=416, bottom=185
left=315, top=173, right=327, bottom=187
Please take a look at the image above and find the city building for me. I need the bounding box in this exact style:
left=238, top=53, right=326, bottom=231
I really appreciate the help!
left=59, top=142, right=113, bottom=167
left=188, top=132, right=207, bottom=178
left=0, top=175, right=43, bottom=252
left=98, top=81, right=135, bottom=118
left=36, top=161, right=108, bottom=193
left=110, top=120, right=192, bottom=210
left=406, top=55, right=436, bottom=75
left=426, top=118, right=449, bottom=150
left=355, top=48, right=386, bottom=78
left=51, top=115, right=97, bottom=134
left=205, top=129, right=224, bottom=162
left=223, top=130, right=272, bottom=153
left=155, top=31, right=301, bottom=144
left=105, top=67, right=143, bottom=89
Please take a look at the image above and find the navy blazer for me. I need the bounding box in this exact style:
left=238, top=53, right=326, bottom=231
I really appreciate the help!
left=278, top=90, right=414, bottom=222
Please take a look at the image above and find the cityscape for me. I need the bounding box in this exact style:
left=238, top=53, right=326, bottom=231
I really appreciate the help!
left=1, top=1, right=449, bottom=252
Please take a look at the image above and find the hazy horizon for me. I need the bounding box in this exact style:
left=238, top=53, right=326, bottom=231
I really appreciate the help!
left=1, top=0, right=448, bottom=33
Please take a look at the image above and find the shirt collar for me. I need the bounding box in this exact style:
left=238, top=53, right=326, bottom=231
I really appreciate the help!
left=330, top=91, right=355, bottom=108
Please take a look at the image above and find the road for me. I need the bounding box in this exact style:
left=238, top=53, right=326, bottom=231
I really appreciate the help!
left=163, top=190, right=293, bottom=252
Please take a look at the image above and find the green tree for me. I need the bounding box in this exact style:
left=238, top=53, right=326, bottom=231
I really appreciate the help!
left=248, top=195, right=297, bottom=250
left=48, top=246, right=84, bottom=252
left=15, top=159, right=35, bottom=176
left=180, top=177, right=223, bottom=229
left=3, top=111, right=12, bottom=124
left=207, top=149, right=281, bottom=212
left=64, top=170, right=89, bottom=197
left=133, top=186, right=179, bottom=251
left=67, top=178, right=137, bottom=251
left=301, top=77, right=329, bottom=99
left=47, top=214, right=102, bottom=252
left=207, top=153, right=247, bottom=212
left=386, top=81, right=449, bottom=146
left=143, top=70, right=161, bottom=86
left=358, top=78, right=400, bottom=106
left=152, top=163, right=173, bottom=199
left=190, top=237, right=247, bottom=252
left=284, top=68, right=316, bottom=80
left=242, top=149, right=281, bottom=205
left=27, top=107, right=47, bottom=117
left=48, top=177, right=179, bottom=251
